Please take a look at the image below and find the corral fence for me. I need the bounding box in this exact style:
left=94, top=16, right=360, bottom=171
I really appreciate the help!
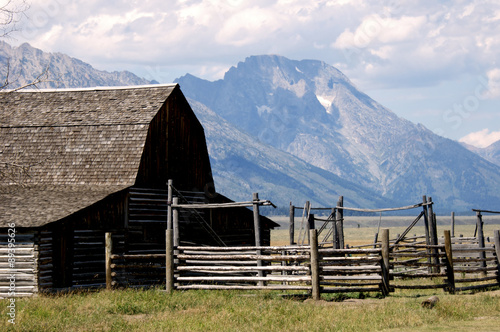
left=105, top=228, right=500, bottom=298
left=104, top=195, right=500, bottom=298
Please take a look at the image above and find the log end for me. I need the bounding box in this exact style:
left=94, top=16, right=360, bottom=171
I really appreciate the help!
left=421, top=295, right=439, bottom=309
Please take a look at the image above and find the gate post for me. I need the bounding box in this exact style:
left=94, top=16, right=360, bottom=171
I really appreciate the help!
left=493, top=230, right=500, bottom=285
left=105, top=232, right=113, bottom=290
left=289, top=203, right=295, bottom=245
left=444, top=230, right=455, bottom=293
left=310, top=229, right=320, bottom=300
left=253, top=193, right=264, bottom=285
left=381, top=229, right=390, bottom=296
left=476, top=211, right=487, bottom=276
left=166, top=229, right=174, bottom=293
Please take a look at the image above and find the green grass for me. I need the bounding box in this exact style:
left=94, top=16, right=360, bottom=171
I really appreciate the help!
left=1, top=287, right=499, bottom=331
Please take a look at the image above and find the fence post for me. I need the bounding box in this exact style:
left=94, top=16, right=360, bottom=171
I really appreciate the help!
left=307, top=213, right=315, bottom=245
left=172, top=196, right=180, bottom=285
left=253, top=193, right=264, bottom=285
left=167, top=179, right=173, bottom=230
left=427, top=198, right=439, bottom=273
left=173, top=197, right=180, bottom=247
left=289, top=203, right=295, bottom=245
left=105, top=232, right=113, bottom=290
left=476, top=211, right=487, bottom=276
left=337, top=196, right=344, bottom=249
left=422, top=196, right=432, bottom=273
left=381, top=228, right=390, bottom=296
left=444, top=230, right=455, bottom=294
left=310, top=229, right=320, bottom=300
left=494, top=230, right=500, bottom=285
left=166, top=229, right=174, bottom=293
left=451, top=212, right=455, bottom=238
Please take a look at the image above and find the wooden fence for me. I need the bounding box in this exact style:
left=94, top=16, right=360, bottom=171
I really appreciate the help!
left=106, top=229, right=500, bottom=298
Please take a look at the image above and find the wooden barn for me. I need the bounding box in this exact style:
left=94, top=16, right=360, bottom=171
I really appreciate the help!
left=0, top=84, right=278, bottom=297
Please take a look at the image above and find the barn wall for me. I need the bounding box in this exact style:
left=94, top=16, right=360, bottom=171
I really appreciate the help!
left=0, top=229, right=38, bottom=298
left=135, top=86, right=214, bottom=192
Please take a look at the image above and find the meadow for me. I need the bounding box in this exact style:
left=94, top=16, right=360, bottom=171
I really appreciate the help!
left=1, top=286, right=499, bottom=331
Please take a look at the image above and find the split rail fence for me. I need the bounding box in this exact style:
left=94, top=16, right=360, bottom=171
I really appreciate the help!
left=105, top=228, right=500, bottom=298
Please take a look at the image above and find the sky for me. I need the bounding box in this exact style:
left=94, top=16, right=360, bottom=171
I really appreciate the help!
left=6, top=0, right=500, bottom=148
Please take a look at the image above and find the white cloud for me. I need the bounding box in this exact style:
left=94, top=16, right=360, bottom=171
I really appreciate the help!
left=459, top=129, right=500, bottom=148
left=333, top=15, right=425, bottom=49
left=484, top=68, right=500, bottom=98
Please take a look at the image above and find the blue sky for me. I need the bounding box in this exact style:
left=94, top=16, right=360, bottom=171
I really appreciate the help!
left=8, top=0, right=500, bottom=147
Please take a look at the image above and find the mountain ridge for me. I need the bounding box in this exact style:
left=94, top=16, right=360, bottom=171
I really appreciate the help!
left=0, top=41, right=152, bottom=89
left=176, top=54, right=500, bottom=211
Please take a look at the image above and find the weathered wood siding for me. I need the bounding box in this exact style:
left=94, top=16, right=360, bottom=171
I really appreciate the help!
left=135, top=86, right=213, bottom=192
left=0, top=230, right=38, bottom=298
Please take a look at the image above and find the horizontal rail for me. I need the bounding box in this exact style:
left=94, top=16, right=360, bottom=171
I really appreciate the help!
left=176, top=254, right=310, bottom=261
left=176, top=285, right=312, bottom=290
left=177, top=246, right=310, bottom=251
left=177, top=276, right=311, bottom=282
left=177, top=266, right=309, bottom=272
left=173, top=200, right=275, bottom=209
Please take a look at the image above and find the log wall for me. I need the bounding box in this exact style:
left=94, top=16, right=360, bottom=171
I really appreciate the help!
left=0, top=230, right=38, bottom=298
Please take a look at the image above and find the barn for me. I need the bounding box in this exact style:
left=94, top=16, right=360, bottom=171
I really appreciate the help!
left=0, top=84, right=277, bottom=297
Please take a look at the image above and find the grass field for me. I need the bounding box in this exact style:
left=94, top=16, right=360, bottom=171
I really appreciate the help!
left=1, top=287, right=499, bottom=331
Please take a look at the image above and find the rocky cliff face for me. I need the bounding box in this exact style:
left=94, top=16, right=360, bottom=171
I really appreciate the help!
left=0, top=42, right=151, bottom=89
left=189, top=99, right=391, bottom=209
left=177, top=55, right=500, bottom=211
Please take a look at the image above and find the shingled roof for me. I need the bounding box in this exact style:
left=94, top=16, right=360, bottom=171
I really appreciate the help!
left=0, top=84, right=177, bottom=227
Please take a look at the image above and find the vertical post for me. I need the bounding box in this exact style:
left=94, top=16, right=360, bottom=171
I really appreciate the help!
left=167, top=179, right=173, bottom=230
left=380, top=229, right=390, bottom=296
left=444, top=230, right=455, bottom=293
left=337, top=196, right=344, bottom=249
left=422, top=196, right=432, bottom=273
left=451, top=212, right=455, bottom=238
left=173, top=197, right=180, bottom=247
left=373, top=233, right=379, bottom=249
left=476, top=211, right=487, bottom=276
left=494, top=230, right=500, bottom=284
left=309, top=229, right=320, bottom=301
left=253, top=193, right=264, bottom=285
left=334, top=205, right=341, bottom=249
left=105, top=232, right=113, bottom=290
left=428, top=198, right=439, bottom=273
left=253, top=193, right=261, bottom=247
left=289, top=203, right=295, bottom=245
left=165, top=229, right=174, bottom=293
left=307, top=213, right=315, bottom=245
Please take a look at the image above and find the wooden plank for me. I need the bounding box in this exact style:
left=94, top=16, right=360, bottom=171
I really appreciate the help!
left=176, top=254, right=309, bottom=261
left=177, top=266, right=309, bottom=272
left=177, top=245, right=310, bottom=251
left=454, top=275, right=499, bottom=283
left=177, top=276, right=311, bottom=282
left=321, top=287, right=381, bottom=293
left=322, top=276, right=382, bottom=281
left=455, top=283, right=500, bottom=292
left=175, top=285, right=311, bottom=290
left=319, top=248, right=381, bottom=254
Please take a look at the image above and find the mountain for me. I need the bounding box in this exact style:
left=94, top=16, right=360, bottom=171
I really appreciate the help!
left=462, top=140, right=500, bottom=167
left=189, top=99, right=392, bottom=210
left=0, top=42, right=152, bottom=89
left=176, top=55, right=500, bottom=211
